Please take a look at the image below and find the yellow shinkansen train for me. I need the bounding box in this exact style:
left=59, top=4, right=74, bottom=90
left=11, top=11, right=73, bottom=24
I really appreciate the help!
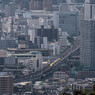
left=50, top=58, right=61, bottom=67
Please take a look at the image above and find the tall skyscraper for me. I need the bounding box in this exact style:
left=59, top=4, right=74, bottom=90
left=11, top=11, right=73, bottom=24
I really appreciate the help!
left=80, top=20, right=95, bottom=70
left=84, top=0, right=95, bottom=19
left=80, top=0, right=95, bottom=71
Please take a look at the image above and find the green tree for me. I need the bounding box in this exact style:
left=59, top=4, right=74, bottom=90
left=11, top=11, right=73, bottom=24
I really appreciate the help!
left=93, top=85, right=95, bottom=92
left=74, top=61, right=80, bottom=71
left=82, top=90, right=87, bottom=95
left=90, top=84, right=95, bottom=95
left=73, top=90, right=81, bottom=95
left=19, top=64, right=26, bottom=69
left=90, top=91, right=95, bottom=95
left=59, top=92, right=70, bottom=95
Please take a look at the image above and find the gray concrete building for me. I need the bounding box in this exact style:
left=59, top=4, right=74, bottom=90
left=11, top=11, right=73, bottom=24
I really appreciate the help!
left=53, top=11, right=79, bottom=36
left=0, top=37, right=17, bottom=49
left=80, top=20, right=95, bottom=70
left=5, top=2, right=20, bottom=17
left=29, top=0, right=52, bottom=11
left=84, top=0, right=95, bottom=20
left=0, top=0, right=3, bottom=10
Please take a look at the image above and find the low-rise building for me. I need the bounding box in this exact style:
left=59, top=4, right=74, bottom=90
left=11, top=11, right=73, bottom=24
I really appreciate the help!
left=7, top=51, right=43, bottom=72
left=59, top=32, right=69, bottom=47
left=53, top=71, right=68, bottom=79
left=14, top=81, right=32, bottom=94
left=72, top=82, right=92, bottom=91
left=48, top=42, right=60, bottom=56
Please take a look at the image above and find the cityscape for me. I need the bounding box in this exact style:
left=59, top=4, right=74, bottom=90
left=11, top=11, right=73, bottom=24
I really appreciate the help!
left=0, top=0, right=95, bottom=95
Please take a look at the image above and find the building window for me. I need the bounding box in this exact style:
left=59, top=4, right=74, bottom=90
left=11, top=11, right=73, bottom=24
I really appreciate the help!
left=37, top=60, right=39, bottom=68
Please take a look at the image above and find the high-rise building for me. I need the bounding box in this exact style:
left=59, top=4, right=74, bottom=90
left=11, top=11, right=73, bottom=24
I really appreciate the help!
left=43, top=0, right=53, bottom=11
left=0, top=37, right=17, bottom=49
left=80, top=20, right=95, bottom=70
left=84, top=0, right=95, bottom=19
left=71, top=0, right=85, bottom=3
left=29, top=0, right=52, bottom=11
left=0, top=72, right=13, bottom=95
left=29, top=0, right=43, bottom=10
left=0, top=0, right=3, bottom=10
left=36, top=25, right=59, bottom=42
left=52, top=0, right=66, bottom=4
left=53, top=11, right=79, bottom=36
left=5, top=2, right=20, bottom=17
left=14, top=0, right=30, bottom=10
left=80, top=0, right=95, bottom=71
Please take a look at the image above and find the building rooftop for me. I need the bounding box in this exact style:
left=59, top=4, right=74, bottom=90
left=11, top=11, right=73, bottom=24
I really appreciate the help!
left=14, top=81, right=32, bottom=86
left=0, top=72, right=12, bottom=77
left=0, top=49, right=7, bottom=57
left=7, top=51, right=42, bottom=57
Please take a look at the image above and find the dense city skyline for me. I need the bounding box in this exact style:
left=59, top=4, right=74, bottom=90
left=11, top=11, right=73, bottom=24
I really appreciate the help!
left=0, top=0, right=94, bottom=95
